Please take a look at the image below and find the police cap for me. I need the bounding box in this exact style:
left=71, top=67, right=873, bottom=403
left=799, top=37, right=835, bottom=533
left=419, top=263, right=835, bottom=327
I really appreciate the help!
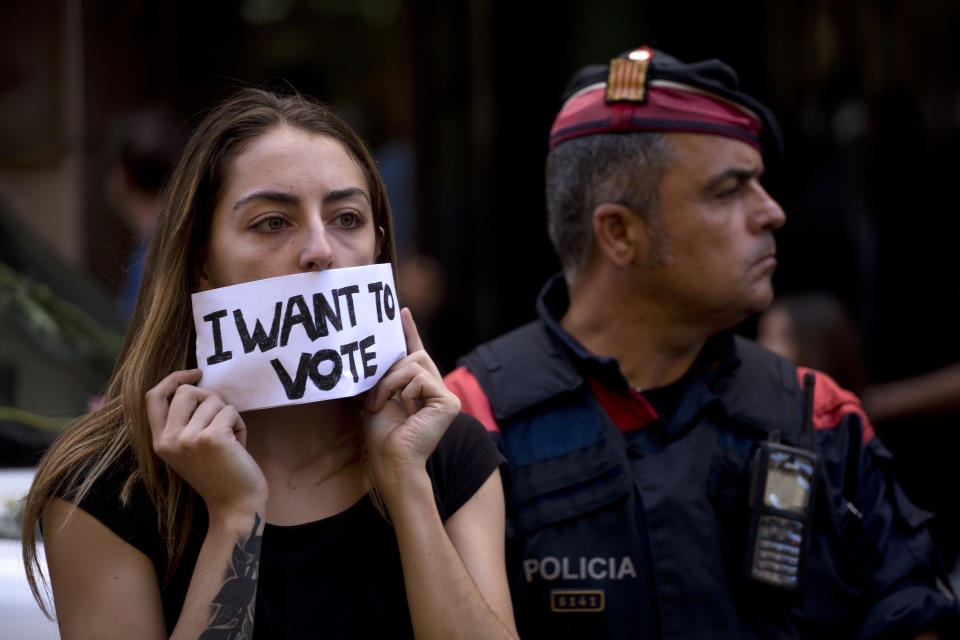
left=549, top=46, right=783, bottom=156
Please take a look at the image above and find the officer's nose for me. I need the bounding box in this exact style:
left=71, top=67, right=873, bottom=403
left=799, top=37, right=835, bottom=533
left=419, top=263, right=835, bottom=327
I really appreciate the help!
left=749, top=184, right=786, bottom=234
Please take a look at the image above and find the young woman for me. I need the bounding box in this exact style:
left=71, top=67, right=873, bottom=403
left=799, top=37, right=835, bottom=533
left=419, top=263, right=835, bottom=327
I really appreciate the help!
left=22, top=88, right=518, bottom=640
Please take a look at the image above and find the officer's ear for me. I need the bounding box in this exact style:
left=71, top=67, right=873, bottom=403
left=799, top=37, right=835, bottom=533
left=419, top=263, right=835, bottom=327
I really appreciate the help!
left=592, top=203, right=641, bottom=268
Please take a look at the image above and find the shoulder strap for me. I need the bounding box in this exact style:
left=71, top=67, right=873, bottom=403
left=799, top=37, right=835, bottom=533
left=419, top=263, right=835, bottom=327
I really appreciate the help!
left=720, top=336, right=804, bottom=444
left=457, top=321, right=584, bottom=422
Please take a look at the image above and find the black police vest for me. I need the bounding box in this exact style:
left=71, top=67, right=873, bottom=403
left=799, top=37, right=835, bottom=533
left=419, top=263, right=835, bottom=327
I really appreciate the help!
left=459, top=321, right=809, bottom=640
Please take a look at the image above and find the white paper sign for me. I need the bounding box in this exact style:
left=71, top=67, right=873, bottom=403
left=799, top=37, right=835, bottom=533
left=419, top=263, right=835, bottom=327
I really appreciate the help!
left=191, top=264, right=406, bottom=411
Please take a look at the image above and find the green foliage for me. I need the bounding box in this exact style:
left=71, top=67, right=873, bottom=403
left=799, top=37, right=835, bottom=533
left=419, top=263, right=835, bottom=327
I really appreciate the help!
left=0, top=262, right=123, bottom=374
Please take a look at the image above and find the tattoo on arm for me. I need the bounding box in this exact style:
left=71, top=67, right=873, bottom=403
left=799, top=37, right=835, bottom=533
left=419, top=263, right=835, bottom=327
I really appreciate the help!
left=199, top=513, right=263, bottom=640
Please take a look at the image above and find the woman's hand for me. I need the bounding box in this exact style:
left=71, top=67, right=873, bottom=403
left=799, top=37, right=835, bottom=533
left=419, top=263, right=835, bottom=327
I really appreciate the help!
left=363, top=308, right=460, bottom=489
left=362, top=310, right=518, bottom=640
left=146, top=369, right=268, bottom=518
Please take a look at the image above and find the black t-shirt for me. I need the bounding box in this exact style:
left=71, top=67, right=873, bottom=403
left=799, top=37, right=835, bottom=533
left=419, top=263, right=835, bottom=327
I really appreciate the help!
left=74, top=413, right=504, bottom=638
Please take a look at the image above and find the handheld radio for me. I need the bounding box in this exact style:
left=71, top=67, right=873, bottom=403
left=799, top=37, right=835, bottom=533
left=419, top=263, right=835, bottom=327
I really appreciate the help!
left=745, top=372, right=819, bottom=591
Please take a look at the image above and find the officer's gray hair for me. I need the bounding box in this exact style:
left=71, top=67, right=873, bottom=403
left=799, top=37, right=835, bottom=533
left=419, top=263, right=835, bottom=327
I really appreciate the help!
left=545, top=131, right=673, bottom=276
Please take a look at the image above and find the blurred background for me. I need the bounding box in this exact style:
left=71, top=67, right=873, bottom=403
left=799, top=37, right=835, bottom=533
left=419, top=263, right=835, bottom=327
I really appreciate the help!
left=2, top=0, right=960, bottom=592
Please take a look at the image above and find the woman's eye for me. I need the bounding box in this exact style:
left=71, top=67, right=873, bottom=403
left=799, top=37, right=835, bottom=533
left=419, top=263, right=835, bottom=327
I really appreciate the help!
left=336, top=212, right=360, bottom=228
left=254, top=216, right=287, bottom=233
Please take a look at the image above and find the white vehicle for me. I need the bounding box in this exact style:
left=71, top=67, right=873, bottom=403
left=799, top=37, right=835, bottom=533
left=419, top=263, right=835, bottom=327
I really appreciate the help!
left=0, top=467, right=60, bottom=639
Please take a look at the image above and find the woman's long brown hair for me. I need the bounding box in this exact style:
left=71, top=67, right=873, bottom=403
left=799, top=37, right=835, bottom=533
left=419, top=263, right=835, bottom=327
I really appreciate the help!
left=22, top=87, right=397, bottom=614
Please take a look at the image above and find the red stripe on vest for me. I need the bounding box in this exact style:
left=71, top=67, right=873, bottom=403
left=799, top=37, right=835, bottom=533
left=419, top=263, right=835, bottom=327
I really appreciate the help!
left=444, top=367, right=500, bottom=433
left=588, top=378, right=659, bottom=433
left=797, top=366, right=874, bottom=444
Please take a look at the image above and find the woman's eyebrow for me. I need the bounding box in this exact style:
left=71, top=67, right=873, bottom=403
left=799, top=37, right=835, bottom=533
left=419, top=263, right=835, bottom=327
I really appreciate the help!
left=231, top=187, right=370, bottom=212
left=324, top=187, right=370, bottom=205
left=232, top=190, right=299, bottom=212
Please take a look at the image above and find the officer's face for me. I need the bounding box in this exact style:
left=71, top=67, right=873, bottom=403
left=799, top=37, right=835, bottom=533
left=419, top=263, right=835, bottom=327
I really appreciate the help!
left=642, top=133, right=786, bottom=330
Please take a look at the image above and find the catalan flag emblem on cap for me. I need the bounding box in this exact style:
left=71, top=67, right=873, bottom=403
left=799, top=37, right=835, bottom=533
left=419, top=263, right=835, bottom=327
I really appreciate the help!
left=605, top=48, right=652, bottom=103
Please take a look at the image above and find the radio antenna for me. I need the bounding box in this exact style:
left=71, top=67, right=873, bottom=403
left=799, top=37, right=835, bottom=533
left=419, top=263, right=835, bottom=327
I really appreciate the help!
left=801, top=372, right=816, bottom=450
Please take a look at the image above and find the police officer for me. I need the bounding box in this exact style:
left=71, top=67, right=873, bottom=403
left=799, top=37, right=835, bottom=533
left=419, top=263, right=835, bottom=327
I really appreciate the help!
left=445, top=46, right=959, bottom=639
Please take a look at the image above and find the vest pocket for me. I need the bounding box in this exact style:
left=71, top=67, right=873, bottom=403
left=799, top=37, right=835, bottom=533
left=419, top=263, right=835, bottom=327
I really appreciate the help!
left=507, top=440, right=631, bottom=536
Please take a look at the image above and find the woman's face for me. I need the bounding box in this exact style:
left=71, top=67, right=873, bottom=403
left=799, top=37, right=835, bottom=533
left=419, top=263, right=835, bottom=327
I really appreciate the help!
left=198, top=125, right=379, bottom=291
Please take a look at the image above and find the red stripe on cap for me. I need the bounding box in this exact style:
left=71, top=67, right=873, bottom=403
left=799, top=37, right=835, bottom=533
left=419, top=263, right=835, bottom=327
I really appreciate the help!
left=550, top=84, right=764, bottom=150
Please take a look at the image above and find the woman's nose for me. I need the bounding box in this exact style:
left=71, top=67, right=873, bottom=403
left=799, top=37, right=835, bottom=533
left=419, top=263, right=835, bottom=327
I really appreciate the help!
left=299, top=224, right=334, bottom=271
